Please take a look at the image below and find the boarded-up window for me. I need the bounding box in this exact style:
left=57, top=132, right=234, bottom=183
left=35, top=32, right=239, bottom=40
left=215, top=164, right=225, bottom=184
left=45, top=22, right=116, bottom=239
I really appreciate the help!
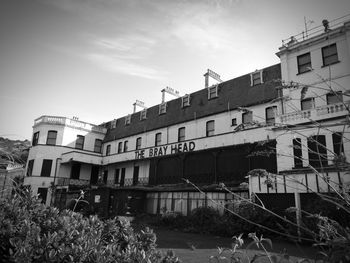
left=242, top=111, right=253, bottom=124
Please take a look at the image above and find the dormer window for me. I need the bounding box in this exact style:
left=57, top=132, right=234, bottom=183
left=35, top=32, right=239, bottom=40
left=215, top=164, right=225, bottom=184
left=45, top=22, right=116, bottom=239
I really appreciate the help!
left=111, top=119, right=117, bottom=129
left=159, top=103, right=167, bottom=115
left=182, top=94, right=190, bottom=107
left=140, top=109, right=147, bottom=120
left=125, top=115, right=131, bottom=125
left=250, top=70, right=263, bottom=86
left=208, top=85, right=218, bottom=100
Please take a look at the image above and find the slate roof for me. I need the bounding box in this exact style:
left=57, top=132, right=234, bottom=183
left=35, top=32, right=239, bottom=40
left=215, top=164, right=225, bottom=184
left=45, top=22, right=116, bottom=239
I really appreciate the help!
left=104, top=63, right=281, bottom=142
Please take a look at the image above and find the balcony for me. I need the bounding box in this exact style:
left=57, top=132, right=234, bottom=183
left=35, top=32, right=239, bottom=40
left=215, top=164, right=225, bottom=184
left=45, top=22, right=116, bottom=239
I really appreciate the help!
left=34, top=115, right=107, bottom=134
left=55, top=177, right=90, bottom=187
left=61, top=151, right=102, bottom=165
left=278, top=101, right=349, bottom=125
left=104, top=177, right=149, bottom=187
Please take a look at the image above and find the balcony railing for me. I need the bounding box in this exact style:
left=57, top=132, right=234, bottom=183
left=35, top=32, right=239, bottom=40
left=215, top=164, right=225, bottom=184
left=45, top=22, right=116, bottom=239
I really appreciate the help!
left=34, top=115, right=107, bottom=134
left=55, top=177, right=90, bottom=187
left=278, top=101, right=349, bottom=124
left=104, top=177, right=149, bottom=187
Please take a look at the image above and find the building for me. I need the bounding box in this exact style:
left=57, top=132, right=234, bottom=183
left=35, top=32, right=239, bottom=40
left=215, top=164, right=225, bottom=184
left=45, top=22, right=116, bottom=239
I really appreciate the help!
left=24, top=18, right=350, bottom=218
left=0, top=163, right=25, bottom=198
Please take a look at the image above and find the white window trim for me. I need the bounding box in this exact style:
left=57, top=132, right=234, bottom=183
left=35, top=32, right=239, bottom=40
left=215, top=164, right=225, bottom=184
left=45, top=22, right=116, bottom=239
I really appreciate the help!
left=111, top=119, right=117, bottom=129
left=182, top=94, right=190, bottom=107
left=140, top=109, right=147, bottom=120
left=159, top=102, right=167, bottom=115
left=250, top=70, right=264, bottom=86
left=208, top=84, right=218, bottom=100
left=125, top=114, right=131, bottom=125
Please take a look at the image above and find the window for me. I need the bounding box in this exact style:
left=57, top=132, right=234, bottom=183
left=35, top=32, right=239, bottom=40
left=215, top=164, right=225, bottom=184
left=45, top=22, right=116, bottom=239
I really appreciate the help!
left=266, top=106, right=277, bottom=125
left=125, top=115, right=131, bottom=125
left=27, top=160, right=34, bottom=176
left=114, top=169, right=120, bottom=184
left=293, top=138, right=303, bottom=168
left=206, top=120, right=215, bottom=137
left=159, top=103, right=167, bottom=114
left=231, top=118, right=237, bottom=126
left=124, top=141, right=128, bottom=152
left=32, top=132, right=39, bottom=146
left=307, top=135, right=327, bottom=168
left=208, top=85, right=218, bottom=99
left=37, top=188, right=48, bottom=204
left=297, top=52, right=311, bottom=74
left=322, top=43, right=338, bottom=66
left=40, top=159, right=52, bottom=177
left=242, top=111, right=253, bottom=124
left=327, top=92, right=343, bottom=105
left=111, top=120, right=117, bottom=129
left=75, top=135, right=84, bottom=150
left=103, top=170, right=108, bottom=184
left=251, top=71, right=263, bottom=86
left=155, top=133, right=162, bottom=146
left=182, top=94, right=190, bottom=107
left=118, top=142, right=123, bottom=153
left=106, top=145, right=111, bottom=156
left=140, top=109, right=147, bottom=120
left=120, top=168, right=126, bottom=186
left=136, top=137, right=142, bottom=150
left=301, top=98, right=315, bottom=110
left=94, top=139, right=102, bottom=153
left=178, top=127, right=186, bottom=142
left=46, top=130, right=57, bottom=145
left=332, top=132, right=344, bottom=156
left=71, top=162, right=81, bottom=179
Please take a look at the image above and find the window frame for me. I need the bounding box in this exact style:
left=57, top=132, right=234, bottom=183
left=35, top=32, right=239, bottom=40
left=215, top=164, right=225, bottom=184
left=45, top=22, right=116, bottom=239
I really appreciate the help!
left=40, top=159, right=53, bottom=177
left=182, top=94, right=190, bottom=108
left=178, top=127, right=186, bottom=142
left=251, top=70, right=263, bottom=86
left=75, top=135, right=85, bottom=150
left=155, top=133, right=162, bottom=146
left=301, top=98, right=315, bottom=111
left=118, top=142, right=123, bottom=153
left=293, top=138, right=303, bottom=168
left=206, top=120, right=215, bottom=137
left=297, top=52, right=312, bottom=74
left=231, top=118, right=237, bottom=126
left=94, top=139, right=102, bottom=153
left=265, top=106, right=277, bottom=125
left=32, top=131, right=39, bottom=146
left=242, top=111, right=253, bottom=124
left=208, top=85, right=218, bottom=100
left=46, top=130, right=57, bottom=145
left=123, top=140, right=128, bottom=152
left=136, top=137, right=142, bottom=150
left=159, top=103, right=167, bottom=115
left=326, top=92, right=343, bottom=105
left=27, top=159, right=34, bottom=176
left=125, top=115, right=131, bottom=125
left=140, top=109, right=147, bottom=120
left=106, top=145, right=111, bottom=156
left=322, top=43, right=338, bottom=66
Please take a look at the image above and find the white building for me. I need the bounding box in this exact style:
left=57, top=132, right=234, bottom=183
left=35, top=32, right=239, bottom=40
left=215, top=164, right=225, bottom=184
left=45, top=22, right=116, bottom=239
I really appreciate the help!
left=25, top=18, right=350, bottom=218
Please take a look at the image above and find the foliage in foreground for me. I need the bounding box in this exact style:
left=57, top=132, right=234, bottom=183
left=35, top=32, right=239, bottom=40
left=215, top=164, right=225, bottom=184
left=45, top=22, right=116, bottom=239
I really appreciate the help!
left=0, top=191, right=180, bottom=263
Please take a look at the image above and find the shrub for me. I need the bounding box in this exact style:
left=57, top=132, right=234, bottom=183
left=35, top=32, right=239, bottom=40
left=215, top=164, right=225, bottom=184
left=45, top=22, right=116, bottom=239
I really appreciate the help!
left=0, top=190, right=180, bottom=263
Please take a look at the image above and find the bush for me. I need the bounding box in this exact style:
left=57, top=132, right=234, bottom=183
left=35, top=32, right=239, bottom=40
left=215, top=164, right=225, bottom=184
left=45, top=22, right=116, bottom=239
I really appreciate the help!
left=0, top=190, right=180, bottom=263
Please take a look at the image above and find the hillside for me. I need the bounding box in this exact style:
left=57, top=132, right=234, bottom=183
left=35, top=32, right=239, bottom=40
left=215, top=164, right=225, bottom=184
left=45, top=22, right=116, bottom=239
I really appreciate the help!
left=0, top=137, right=30, bottom=169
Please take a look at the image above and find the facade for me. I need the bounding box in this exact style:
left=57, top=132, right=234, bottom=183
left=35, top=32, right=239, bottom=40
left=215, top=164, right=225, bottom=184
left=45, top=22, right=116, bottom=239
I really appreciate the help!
left=24, top=19, right=350, bottom=218
left=0, top=164, right=24, bottom=198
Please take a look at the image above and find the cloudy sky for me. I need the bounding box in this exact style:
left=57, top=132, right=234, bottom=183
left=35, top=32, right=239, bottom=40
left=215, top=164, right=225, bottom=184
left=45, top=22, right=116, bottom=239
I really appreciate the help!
left=1, top=0, right=349, bottom=140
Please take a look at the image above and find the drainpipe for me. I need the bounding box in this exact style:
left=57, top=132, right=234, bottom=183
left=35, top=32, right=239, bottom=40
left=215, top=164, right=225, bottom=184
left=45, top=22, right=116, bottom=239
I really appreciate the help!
left=51, top=157, right=62, bottom=206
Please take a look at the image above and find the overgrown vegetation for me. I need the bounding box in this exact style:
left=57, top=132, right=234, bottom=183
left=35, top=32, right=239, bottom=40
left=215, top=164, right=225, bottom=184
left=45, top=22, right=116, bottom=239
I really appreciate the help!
left=0, top=189, right=180, bottom=263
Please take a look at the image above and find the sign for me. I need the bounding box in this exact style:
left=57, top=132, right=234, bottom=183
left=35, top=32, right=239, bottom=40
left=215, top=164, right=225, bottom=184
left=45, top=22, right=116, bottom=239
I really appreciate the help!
left=134, top=100, right=146, bottom=108
left=164, top=86, right=180, bottom=97
left=207, top=69, right=223, bottom=83
left=135, top=141, right=196, bottom=159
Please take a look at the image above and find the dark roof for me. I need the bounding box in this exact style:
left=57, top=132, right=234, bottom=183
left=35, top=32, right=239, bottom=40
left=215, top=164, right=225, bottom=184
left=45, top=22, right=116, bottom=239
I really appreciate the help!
left=104, top=63, right=281, bottom=142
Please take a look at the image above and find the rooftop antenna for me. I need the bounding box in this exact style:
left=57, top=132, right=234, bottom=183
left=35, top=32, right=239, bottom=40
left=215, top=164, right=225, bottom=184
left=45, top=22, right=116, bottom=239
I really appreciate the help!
left=161, top=86, right=180, bottom=103
left=133, top=100, right=147, bottom=113
left=303, top=16, right=314, bottom=39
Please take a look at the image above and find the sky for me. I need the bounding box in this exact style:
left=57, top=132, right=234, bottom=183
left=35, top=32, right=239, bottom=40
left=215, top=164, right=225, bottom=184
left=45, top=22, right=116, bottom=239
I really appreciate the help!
left=0, top=0, right=349, bottom=141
